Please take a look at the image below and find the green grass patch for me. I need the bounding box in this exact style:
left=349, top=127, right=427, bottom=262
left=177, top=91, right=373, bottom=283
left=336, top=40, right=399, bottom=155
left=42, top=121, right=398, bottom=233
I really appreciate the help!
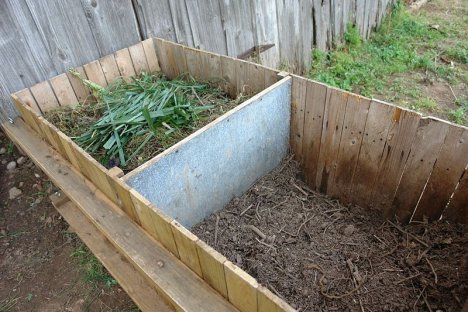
left=71, top=245, right=117, bottom=288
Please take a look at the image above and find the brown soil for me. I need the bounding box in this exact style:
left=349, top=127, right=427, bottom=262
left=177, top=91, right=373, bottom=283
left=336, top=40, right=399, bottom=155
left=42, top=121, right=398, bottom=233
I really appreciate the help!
left=192, top=157, right=468, bottom=311
left=0, top=130, right=136, bottom=311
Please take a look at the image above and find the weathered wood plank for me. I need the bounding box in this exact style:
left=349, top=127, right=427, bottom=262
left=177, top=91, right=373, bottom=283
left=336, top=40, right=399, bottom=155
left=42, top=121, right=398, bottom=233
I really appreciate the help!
left=171, top=42, right=188, bottom=75
left=49, top=74, right=78, bottom=108
left=52, top=197, right=174, bottom=312
left=247, top=63, right=266, bottom=94
left=99, top=54, right=121, bottom=83
left=83, top=60, right=107, bottom=87
left=392, top=118, right=450, bottom=222
left=66, top=66, right=91, bottom=102
left=313, top=0, right=332, bottom=50
left=302, top=80, right=328, bottom=189
left=276, top=0, right=301, bottom=72
left=185, top=0, right=227, bottom=55
left=219, top=0, right=254, bottom=58
left=129, top=42, right=150, bottom=74
left=200, top=51, right=222, bottom=81
left=371, top=109, right=421, bottom=213
left=11, top=94, right=43, bottom=135
left=168, top=0, right=194, bottom=46
left=170, top=221, right=203, bottom=277
left=14, top=89, right=42, bottom=114
left=251, top=0, right=280, bottom=68
left=349, top=100, right=395, bottom=206
left=315, top=88, right=348, bottom=194
left=129, top=189, right=161, bottom=240
left=290, top=76, right=308, bottom=162
left=155, top=39, right=178, bottom=79
left=196, top=240, right=228, bottom=299
left=412, top=126, right=468, bottom=221
left=132, top=0, right=175, bottom=40
left=328, top=93, right=370, bottom=199
left=30, top=81, right=60, bottom=112
left=115, top=48, right=136, bottom=79
left=142, top=38, right=161, bottom=73
left=224, top=261, right=258, bottom=312
left=257, top=285, right=295, bottom=312
left=443, top=169, right=468, bottom=224
left=220, top=56, right=238, bottom=98
left=184, top=47, right=202, bottom=80
left=80, top=0, right=140, bottom=55
left=106, top=175, right=140, bottom=223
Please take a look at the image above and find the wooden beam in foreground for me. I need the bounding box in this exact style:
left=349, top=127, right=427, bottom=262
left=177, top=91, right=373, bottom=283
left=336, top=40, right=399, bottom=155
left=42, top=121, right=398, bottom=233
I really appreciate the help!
left=3, top=118, right=237, bottom=312
left=50, top=193, right=173, bottom=312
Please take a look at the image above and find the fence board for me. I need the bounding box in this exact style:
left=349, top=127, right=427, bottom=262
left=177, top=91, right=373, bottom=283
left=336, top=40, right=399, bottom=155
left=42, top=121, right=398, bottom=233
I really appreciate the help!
left=196, top=240, right=228, bottom=298
left=142, top=38, right=161, bottom=73
left=186, top=0, right=227, bottom=55
left=257, top=285, right=295, bottom=312
left=170, top=221, right=203, bottom=277
left=184, top=47, right=202, bottom=80
left=371, top=109, right=421, bottom=213
left=220, top=56, right=238, bottom=98
left=251, top=0, right=280, bottom=68
left=168, top=0, right=194, bottom=46
left=290, top=76, right=308, bottom=162
left=224, top=261, right=258, bottom=312
left=443, top=169, right=468, bottom=224
left=83, top=60, right=107, bottom=87
left=14, top=89, right=41, bottom=114
left=276, top=0, right=300, bottom=72
left=349, top=100, right=395, bottom=206
left=412, top=126, right=468, bottom=221
left=392, top=118, right=450, bottom=222
left=302, top=81, right=328, bottom=189
left=114, top=48, right=136, bottom=79
left=328, top=93, right=370, bottom=200
left=200, top=52, right=222, bottom=81
left=132, top=0, right=175, bottom=40
left=99, top=54, right=121, bottom=84
left=155, top=39, right=178, bottom=79
left=66, top=67, right=90, bottom=102
left=49, top=74, right=78, bottom=108
left=30, top=81, right=60, bottom=112
left=315, top=88, right=348, bottom=194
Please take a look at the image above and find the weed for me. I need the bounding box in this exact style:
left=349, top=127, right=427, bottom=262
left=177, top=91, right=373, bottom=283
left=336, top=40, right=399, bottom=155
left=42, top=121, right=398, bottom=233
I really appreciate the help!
left=409, top=97, right=438, bottom=112
left=6, top=142, right=14, bottom=155
left=72, top=245, right=117, bottom=288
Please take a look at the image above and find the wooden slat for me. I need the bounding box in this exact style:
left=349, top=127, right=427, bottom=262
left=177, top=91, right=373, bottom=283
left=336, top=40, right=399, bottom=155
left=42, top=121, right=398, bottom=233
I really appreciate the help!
left=290, top=75, right=307, bottom=162
left=154, top=39, right=178, bottom=79
left=264, top=68, right=280, bottom=88
left=114, top=48, right=136, bottom=79
left=99, top=54, right=121, bottom=84
left=200, top=51, right=222, bottom=81
left=51, top=196, right=174, bottom=312
left=3, top=119, right=237, bottom=312
left=49, top=73, right=78, bottom=108
left=129, top=189, right=161, bottom=240
left=107, top=175, right=140, bottom=223
left=30, top=81, right=59, bottom=112
left=171, top=42, right=188, bottom=75
left=224, top=261, right=258, bottom=312
left=302, top=80, right=328, bottom=189
left=371, top=109, right=421, bottom=213
left=251, top=0, right=280, bottom=68
left=14, top=88, right=42, bottom=114
left=392, top=118, right=450, bottom=222
left=236, top=59, right=249, bottom=96
left=412, top=126, right=468, bottom=221
left=247, top=63, right=266, bottom=94
left=66, top=66, right=90, bottom=102
left=220, top=56, right=237, bottom=98
left=184, top=47, right=202, bottom=80
left=11, top=94, right=43, bottom=136
left=443, top=169, right=468, bottom=224
left=327, top=93, right=370, bottom=199
left=315, top=88, right=348, bottom=194
left=348, top=100, right=395, bottom=206
left=129, top=42, right=150, bottom=74
left=83, top=60, right=107, bottom=87
left=36, top=116, right=62, bottom=152
left=257, top=285, right=295, bottom=312
left=142, top=38, right=161, bottom=73
left=196, top=240, right=228, bottom=298
left=170, top=221, right=203, bottom=277
left=56, top=132, right=81, bottom=171
left=168, top=0, right=194, bottom=46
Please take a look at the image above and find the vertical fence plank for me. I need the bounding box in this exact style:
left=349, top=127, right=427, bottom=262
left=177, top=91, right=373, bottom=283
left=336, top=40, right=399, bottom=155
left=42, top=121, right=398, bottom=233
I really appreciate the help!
left=251, top=0, right=280, bottom=68
left=83, top=60, right=107, bottom=86
left=66, top=66, right=90, bottom=102
left=196, top=240, right=228, bottom=299
left=49, top=74, right=78, bottom=108
left=114, top=48, right=136, bottom=79
left=276, top=0, right=300, bottom=72
left=14, top=88, right=42, bottom=114
left=107, top=176, right=140, bottom=223
left=328, top=94, right=370, bottom=199
left=443, top=169, right=468, bottom=224
left=142, top=38, right=161, bottom=73
left=184, top=47, right=202, bottom=80
left=11, top=93, right=42, bottom=135
left=154, top=39, right=178, bottom=79
left=170, top=221, right=203, bottom=277
left=412, top=127, right=468, bottom=221
left=171, top=42, right=188, bottom=75
left=200, top=52, right=222, bottom=81
left=371, top=109, right=421, bottom=213
left=224, top=261, right=258, bottom=312
left=348, top=100, right=395, bottom=206
left=99, top=54, right=121, bottom=83
left=30, top=81, right=60, bottom=112
left=168, top=0, right=194, bottom=46
left=315, top=88, right=348, bottom=194
left=131, top=0, right=175, bottom=40
left=302, top=80, right=328, bottom=189
left=392, top=118, right=450, bottom=222
left=257, top=285, right=295, bottom=312
left=129, top=189, right=161, bottom=240
left=247, top=63, right=266, bottom=94
left=220, top=56, right=238, bottom=98
left=129, top=42, right=150, bottom=74
left=290, top=76, right=308, bottom=162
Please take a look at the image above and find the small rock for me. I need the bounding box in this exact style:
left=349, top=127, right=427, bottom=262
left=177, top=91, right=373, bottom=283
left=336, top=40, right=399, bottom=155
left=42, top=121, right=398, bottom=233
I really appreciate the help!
left=0, top=147, right=6, bottom=154
left=1, top=160, right=6, bottom=165
left=9, top=187, right=22, bottom=200
left=34, top=197, right=42, bottom=205
left=6, top=161, right=17, bottom=170
left=34, top=173, right=40, bottom=179
left=18, top=182, right=24, bottom=188
left=17, top=156, right=26, bottom=165
left=343, top=224, right=356, bottom=236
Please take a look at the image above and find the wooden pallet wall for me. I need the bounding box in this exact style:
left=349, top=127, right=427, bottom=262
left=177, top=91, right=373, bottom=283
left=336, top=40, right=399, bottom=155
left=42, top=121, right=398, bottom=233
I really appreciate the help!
left=294, top=79, right=468, bottom=224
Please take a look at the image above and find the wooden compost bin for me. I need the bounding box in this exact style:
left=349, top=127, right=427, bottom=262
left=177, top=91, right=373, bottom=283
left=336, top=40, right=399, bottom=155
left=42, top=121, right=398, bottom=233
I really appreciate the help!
left=4, top=38, right=468, bottom=312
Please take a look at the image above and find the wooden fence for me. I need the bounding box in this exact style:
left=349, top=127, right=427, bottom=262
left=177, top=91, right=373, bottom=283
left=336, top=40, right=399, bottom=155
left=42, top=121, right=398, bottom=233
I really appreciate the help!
left=0, top=0, right=395, bottom=122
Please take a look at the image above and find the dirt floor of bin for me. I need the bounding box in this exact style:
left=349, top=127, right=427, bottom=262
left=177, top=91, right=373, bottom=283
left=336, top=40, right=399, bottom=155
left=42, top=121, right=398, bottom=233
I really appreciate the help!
left=192, top=156, right=468, bottom=312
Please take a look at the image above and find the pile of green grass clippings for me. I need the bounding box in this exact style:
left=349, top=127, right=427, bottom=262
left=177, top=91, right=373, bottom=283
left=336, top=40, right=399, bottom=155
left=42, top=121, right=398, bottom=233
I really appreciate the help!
left=46, top=71, right=247, bottom=171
